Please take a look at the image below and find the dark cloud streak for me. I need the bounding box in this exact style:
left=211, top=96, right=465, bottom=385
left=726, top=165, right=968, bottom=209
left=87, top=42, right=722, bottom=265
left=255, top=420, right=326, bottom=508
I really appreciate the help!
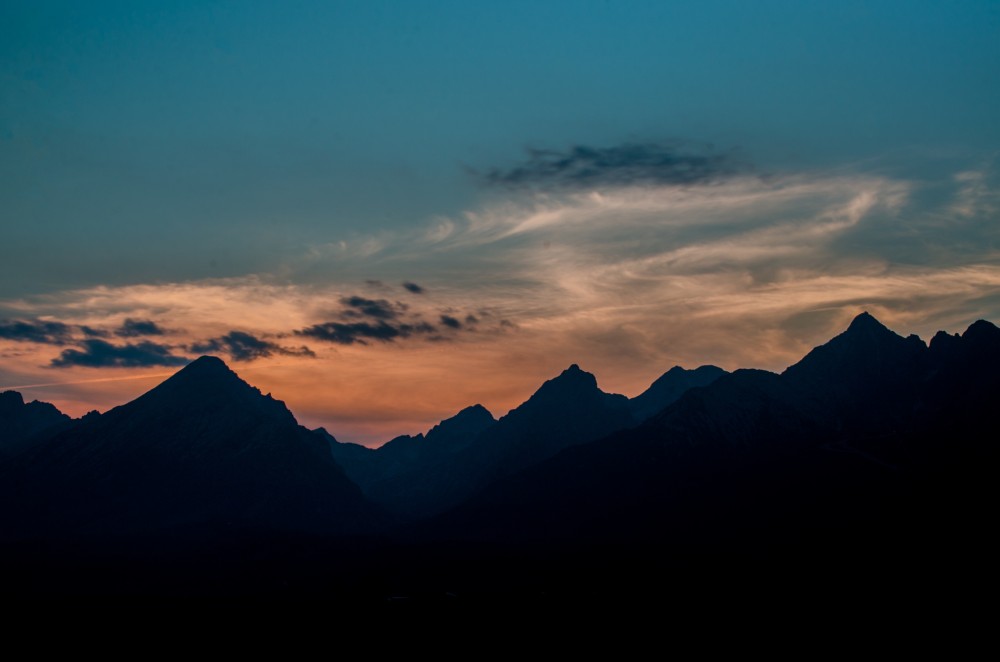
left=190, top=331, right=315, bottom=362
left=0, top=317, right=173, bottom=344
left=80, top=325, right=109, bottom=338
left=51, top=339, right=190, bottom=368
left=340, top=296, right=403, bottom=320
left=402, top=282, right=425, bottom=294
left=0, top=319, right=75, bottom=345
left=296, top=320, right=436, bottom=345
left=298, top=295, right=515, bottom=345
left=479, top=141, right=742, bottom=190
left=115, top=318, right=167, bottom=337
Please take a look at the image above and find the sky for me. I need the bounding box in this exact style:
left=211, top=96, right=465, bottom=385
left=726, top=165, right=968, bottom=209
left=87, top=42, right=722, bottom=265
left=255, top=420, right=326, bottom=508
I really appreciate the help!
left=2, top=1, right=999, bottom=444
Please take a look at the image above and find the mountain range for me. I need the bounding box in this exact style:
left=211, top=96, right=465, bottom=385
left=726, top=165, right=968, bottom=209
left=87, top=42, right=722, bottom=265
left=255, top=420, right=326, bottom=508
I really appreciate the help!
left=1, top=312, right=996, bottom=601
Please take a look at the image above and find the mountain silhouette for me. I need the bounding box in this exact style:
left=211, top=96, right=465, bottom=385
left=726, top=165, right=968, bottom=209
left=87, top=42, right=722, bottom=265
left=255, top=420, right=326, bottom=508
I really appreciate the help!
left=423, top=313, right=999, bottom=572
left=1, top=356, right=379, bottom=545
left=327, top=403, right=496, bottom=491
left=628, top=364, right=727, bottom=421
left=331, top=363, right=734, bottom=518
left=0, top=390, right=73, bottom=456
left=362, top=364, right=635, bottom=517
left=3, top=314, right=997, bottom=601
left=781, top=311, right=928, bottom=431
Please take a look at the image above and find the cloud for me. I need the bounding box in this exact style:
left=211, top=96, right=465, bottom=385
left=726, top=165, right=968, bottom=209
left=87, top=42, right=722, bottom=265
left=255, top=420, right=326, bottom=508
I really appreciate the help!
left=115, top=318, right=167, bottom=337
left=0, top=317, right=175, bottom=345
left=0, top=319, right=76, bottom=344
left=403, top=281, right=425, bottom=294
left=79, top=325, right=109, bottom=338
left=296, top=320, right=437, bottom=346
left=478, top=141, right=742, bottom=190
left=51, top=339, right=190, bottom=368
left=294, top=292, right=505, bottom=345
left=440, top=314, right=462, bottom=329
left=340, top=295, right=404, bottom=320
left=190, top=331, right=315, bottom=362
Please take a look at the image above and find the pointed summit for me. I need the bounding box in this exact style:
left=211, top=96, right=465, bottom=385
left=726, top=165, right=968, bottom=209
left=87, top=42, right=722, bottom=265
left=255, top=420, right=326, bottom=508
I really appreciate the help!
left=782, top=311, right=927, bottom=406
left=365, top=362, right=635, bottom=518
left=426, top=404, right=495, bottom=443
left=176, top=354, right=229, bottom=374
left=558, top=363, right=590, bottom=380
left=629, top=365, right=727, bottom=422
left=494, top=362, right=630, bottom=448
left=537, top=364, right=599, bottom=395
left=963, top=319, right=1000, bottom=344
left=159, top=355, right=240, bottom=388
left=836, top=311, right=906, bottom=347
left=133, top=354, right=293, bottom=423
left=456, top=403, right=494, bottom=419
left=841, top=311, right=924, bottom=348
left=7, top=355, right=376, bottom=540
left=847, top=310, right=886, bottom=331
left=1, top=391, right=72, bottom=452
left=0, top=390, right=26, bottom=411
left=786, top=312, right=914, bottom=373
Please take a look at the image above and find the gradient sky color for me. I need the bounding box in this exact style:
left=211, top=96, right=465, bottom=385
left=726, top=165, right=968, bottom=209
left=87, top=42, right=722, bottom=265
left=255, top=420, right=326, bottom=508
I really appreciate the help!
left=2, top=1, right=999, bottom=444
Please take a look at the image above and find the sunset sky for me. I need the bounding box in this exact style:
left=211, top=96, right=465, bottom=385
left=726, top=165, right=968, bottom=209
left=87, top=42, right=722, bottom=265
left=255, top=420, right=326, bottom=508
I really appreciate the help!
left=2, top=1, right=999, bottom=444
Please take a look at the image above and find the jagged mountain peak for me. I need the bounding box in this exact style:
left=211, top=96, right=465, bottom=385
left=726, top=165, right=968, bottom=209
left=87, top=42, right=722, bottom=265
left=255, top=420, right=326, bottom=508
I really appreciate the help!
left=1, top=390, right=72, bottom=451
left=456, top=403, right=494, bottom=418
left=115, top=355, right=296, bottom=427
left=787, top=312, right=912, bottom=364
left=490, top=363, right=629, bottom=433
left=424, top=404, right=495, bottom=442
left=150, top=355, right=252, bottom=393
left=1, top=390, right=26, bottom=409
left=629, top=364, right=728, bottom=422
left=773, top=314, right=935, bottom=426
left=847, top=310, right=884, bottom=330
left=963, top=319, right=1000, bottom=342
left=167, top=355, right=237, bottom=382
left=500, top=364, right=608, bottom=413
left=653, top=364, right=726, bottom=384
left=836, top=311, right=909, bottom=346
left=541, top=364, right=599, bottom=391
left=930, top=330, right=962, bottom=353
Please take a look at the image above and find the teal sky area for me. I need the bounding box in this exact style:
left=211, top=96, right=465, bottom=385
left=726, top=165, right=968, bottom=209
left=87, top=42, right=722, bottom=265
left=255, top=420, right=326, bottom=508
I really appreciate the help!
left=4, top=1, right=998, bottom=291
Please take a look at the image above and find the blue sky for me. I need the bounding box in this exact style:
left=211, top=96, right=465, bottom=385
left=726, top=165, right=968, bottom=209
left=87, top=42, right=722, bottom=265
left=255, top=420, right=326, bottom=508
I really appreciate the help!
left=2, top=1, right=999, bottom=442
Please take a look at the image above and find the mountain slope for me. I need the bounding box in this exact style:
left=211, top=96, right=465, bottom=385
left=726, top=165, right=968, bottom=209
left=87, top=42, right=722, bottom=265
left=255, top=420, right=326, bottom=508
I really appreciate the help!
left=368, top=364, right=635, bottom=517
left=1, top=356, right=380, bottom=543
left=628, top=364, right=727, bottom=422
left=424, top=314, right=999, bottom=559
left=326, top=404, right=497, bottom=490
left=0, top=391, right=74, bottom=456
